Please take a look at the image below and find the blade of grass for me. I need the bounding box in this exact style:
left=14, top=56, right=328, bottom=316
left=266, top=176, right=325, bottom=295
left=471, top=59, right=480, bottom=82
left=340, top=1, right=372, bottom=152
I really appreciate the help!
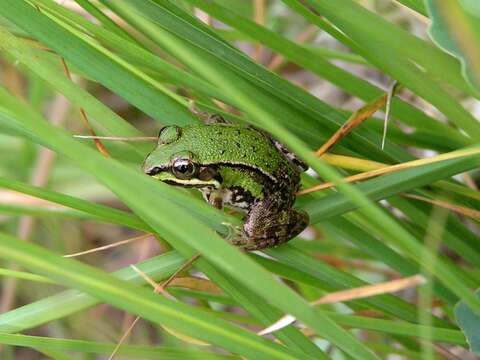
left=303, top=153, right=480, bottom=222
left=100, top=0, right=416, bottom=164
left=186, top=0, right=469, bottom=146
left=0, top=26, right=149, bottom=158
left=287, top=0, right=472, bottom=96
left=143, top=9, right=480, bottom=320
left=0, top=333, right=240, bottom=360
left=0, top=252, right=185, bottom=333
left=35, top=0, right=230, bottom=103
left=0, top=79, right=378, bottom=360
left=0, top=177, right=150, bottom=231
left=73, top=0, right=139, bottom=44
left=0, top=232, right=312, bottom=360
left=296, top=0, right=480, bottom=139
left=0, top=1, right=195, bottom=126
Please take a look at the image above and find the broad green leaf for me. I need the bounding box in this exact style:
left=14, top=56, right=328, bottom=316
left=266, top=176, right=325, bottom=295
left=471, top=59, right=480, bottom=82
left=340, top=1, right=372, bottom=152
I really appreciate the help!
left=426, top=0, right=480, bottom=93
left=455, top=289, right=480, bottom=354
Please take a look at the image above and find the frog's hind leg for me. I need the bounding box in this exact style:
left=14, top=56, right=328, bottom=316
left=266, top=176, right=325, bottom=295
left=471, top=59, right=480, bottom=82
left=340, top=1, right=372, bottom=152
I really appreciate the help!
left=232, top=203, right=309, bottom=251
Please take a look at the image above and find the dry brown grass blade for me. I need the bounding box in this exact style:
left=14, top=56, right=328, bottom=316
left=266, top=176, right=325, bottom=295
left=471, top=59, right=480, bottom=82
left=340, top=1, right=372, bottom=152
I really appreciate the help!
left=63, top=233, right=154, bottom=258
left=298, top=146, right=480, bottom=196
left=320, top=153, right=386, bottom=172
left=312, top=274, right=426, bottom=306
left=60, top=58, right=110, bottom=157
left=258, top=275, right=426, bottom=336
left=315, top=83, right=402, bottom=157
left=0, top=190, right=65, bottom=208
left=404, top=193, right=480, bottom=220
left=167, top=276, right=223, bottom=295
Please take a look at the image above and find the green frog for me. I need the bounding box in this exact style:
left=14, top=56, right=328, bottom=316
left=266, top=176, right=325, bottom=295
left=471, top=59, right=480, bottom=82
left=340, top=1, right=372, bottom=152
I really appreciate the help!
left=142, top=113, right=309, bottom=251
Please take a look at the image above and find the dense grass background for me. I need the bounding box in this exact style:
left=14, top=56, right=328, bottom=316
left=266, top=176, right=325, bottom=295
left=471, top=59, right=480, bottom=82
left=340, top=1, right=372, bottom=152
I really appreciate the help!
left=0, top=0, right=479, bottom=359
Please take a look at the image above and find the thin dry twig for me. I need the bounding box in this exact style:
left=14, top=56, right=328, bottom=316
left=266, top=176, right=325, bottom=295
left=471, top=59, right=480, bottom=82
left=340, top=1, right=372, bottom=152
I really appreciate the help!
left=382, top=81, right=399, bottom=149
left=64, top=233, right=154, bottom=258
left=315, top=84, right=403, bottom=157
left=404, top=193, right=480, bottom=220
left=314, top=274, right=425, bottom=306
left=61, top=58, right=110, bottom=157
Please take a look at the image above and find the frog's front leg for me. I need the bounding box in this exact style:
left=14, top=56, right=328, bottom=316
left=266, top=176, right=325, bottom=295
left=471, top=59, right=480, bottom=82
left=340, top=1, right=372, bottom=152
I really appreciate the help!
left=200, top=187, right=227, bottom=209
left=231, top=200, right=309, bottom=251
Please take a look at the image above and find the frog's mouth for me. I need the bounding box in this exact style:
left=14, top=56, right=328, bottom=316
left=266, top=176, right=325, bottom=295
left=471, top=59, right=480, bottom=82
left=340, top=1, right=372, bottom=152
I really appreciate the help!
left=151, top=172, right=220, bottom=189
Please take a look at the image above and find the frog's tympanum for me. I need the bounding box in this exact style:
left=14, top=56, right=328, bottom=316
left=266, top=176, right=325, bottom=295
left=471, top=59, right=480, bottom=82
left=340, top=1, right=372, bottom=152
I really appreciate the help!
left=142, top=115, right=309, bottom=251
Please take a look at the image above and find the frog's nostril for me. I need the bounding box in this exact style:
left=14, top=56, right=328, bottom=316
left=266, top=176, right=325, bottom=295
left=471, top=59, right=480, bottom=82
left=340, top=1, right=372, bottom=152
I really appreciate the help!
left=146, top=166, right=161, bottom=175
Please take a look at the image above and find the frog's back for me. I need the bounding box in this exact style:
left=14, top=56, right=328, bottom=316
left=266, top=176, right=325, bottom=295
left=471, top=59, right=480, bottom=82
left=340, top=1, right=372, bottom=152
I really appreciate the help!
left=180, top=124, right=299, bottom=179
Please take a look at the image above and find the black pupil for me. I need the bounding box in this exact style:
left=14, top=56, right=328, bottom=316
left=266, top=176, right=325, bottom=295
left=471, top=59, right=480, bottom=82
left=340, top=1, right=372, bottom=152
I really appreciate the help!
left=176, top=163, right=191, bottom=174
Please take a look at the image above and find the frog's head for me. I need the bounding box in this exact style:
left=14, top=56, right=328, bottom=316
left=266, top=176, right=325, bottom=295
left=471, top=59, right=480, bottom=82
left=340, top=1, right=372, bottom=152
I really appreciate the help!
left=142, top=125, right=220, bottom=188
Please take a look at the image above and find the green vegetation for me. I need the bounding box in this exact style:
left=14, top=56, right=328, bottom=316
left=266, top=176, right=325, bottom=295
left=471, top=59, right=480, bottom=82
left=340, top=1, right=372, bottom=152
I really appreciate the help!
left=0, top=1, right=479, bottom=359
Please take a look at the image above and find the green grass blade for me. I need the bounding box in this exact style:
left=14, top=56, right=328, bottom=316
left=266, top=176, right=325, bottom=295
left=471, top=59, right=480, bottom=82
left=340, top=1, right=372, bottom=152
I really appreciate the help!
left=0, top=75, right=379, bottom=360
left=0, top=177, right=150, bottom=231
left=296, top=0, right=480, bottom=138
left=0, top=0, right=195, bottom=125
left=0, top=252, right=185, bottom=333
left=0, top=232, right=310, bottom=360
left=0, top=333, right=241, bottom=360
left=186, top=0, right=469, bottom=147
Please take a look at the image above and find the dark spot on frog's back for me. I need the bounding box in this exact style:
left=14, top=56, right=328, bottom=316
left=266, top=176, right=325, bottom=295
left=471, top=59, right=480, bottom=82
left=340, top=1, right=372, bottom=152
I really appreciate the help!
left=219, top=149, right=225, bottom=155
left=251, top=145, right=256, bottom=152
left=235, top=142, right=241, bottom=148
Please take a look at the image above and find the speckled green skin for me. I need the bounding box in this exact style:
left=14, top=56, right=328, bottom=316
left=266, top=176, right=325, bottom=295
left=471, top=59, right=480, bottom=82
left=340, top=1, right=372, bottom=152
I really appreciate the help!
left=142, top=123, right=309, bottom=250
left=144, top=124, right=297, bottom=183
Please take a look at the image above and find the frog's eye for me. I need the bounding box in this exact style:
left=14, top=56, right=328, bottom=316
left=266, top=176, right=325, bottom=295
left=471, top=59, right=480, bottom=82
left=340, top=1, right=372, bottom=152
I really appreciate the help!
left=158, top=125, right=181, bottom=145
left=172, top=158, right=196, bottom=180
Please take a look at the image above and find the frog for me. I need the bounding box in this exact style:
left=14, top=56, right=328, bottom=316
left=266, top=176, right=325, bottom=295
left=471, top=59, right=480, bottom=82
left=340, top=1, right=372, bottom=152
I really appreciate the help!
left=142, top=112, right=309, bottom=251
